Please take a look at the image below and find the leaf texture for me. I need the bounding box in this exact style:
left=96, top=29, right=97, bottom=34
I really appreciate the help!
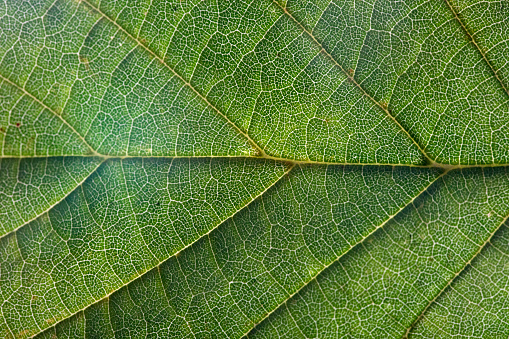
left=0, top=0, right=508, bottom=338
left=0, top=158, right=289, bottom=338
left=283, top=0, right=509, bottom=165
left=1, top=0, right=430, bottom=164
left=409, top=220, right=509, bottom=338
left=0, top=157, right=102, bottom=235
left=247, top=167, right=509, bottom=338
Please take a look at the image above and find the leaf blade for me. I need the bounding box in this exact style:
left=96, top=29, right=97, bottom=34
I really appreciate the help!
left=0, top=157, right=103, bottom=237
left=283, top=0, right=509, bottom=165
left=409, top=220, right=509, bottom=338
left=248, top=167, right=509, bottom=339
left=0, top=0, right=259, bottom=158
left=0, top=0, right=430, bottom=164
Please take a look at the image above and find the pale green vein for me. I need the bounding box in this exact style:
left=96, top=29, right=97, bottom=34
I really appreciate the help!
left=0, top=74, right=99, bottom=157
left=444, top=0, right=509, bottom=99
left=402, top=210, right=509, bottom=339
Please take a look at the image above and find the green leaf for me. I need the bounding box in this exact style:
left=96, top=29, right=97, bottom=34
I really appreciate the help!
left=1, top=0, right=508, bottom=338
left=0, top=157, right=290, bottom=338
left=0, top=157, right=102, bottom=235
left=24, top=164, right=440, bottom=338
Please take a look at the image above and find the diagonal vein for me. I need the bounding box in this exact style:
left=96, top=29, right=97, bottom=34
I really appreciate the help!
left=79, top=0, right=266, bottom=157
left=244, top=166, right=448, bottom=338
left=444, top=0, right=509, bottom=100
left=0, top=158, right=104, bottom=241
left=0, top=74, right=99, bottom=156
left=30, top=162, right=295, bottom=339
left=401, top=209, right=509, bottom=339
left=271, top=0, right=436, bottom=166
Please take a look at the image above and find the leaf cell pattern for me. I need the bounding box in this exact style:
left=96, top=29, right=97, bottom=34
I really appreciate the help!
left=0, top=0, right=508, bottom=338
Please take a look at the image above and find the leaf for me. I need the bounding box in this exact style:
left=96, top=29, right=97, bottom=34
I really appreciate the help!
left=24, top=164, right=440, bottom=338
left=408, top=220, right=509, bottom=338
left=0, top=157, right=102, bottom=235
left=0, top=0, right=508, bottom=338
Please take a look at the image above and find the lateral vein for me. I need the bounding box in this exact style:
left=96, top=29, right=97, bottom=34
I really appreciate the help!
left=0, top=74, right=100, bottom=156
left=444, top=0, right=509, bottom=99
left=80, top=0, right=266, bottom=157
left=270, top=0, right=436, bottom=166
left=401, top=209, right=509, bottom=339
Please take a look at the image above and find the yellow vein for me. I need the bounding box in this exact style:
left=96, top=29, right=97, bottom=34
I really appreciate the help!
left=0, top=158, right=105, bottom=242
left=4, top=152, right=509, bottom=171
left=445, top=0, right=509, bottom=99
left=80, top=0, right=266, bottom=157
left=29, top=162, right=295, bottom=338
left=271, top=0, right=437, bottom=166
left=0, top=74, right=99, bottom=156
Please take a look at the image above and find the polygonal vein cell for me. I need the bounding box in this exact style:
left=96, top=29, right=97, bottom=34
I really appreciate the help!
left=1, top=0, right=427, bottom=164
left=33, top=164, right=440, bottom=338
left=409, top=219, right=509, bottom=338
left=248, top=166, right=509, bottom=339
left=0, top=0, right=258, bottom=157
left=0, top=157, right=289, bottom=338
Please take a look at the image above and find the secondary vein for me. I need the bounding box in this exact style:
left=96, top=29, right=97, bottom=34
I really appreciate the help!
left=80, top=0, right=266, bottom=158
left=402, top=210, right=509, bottom=339
left=0, top=74, right=99, bottom=156
left=270, top=0, right=437, bottom=166
left=444, top=0, right=509, bottom=99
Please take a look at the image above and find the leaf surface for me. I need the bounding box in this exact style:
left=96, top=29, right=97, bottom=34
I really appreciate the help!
left=0, top=0, right=509, bottom=338
left=0, top=0, right=430, bottom=164
left=247, top=167, right=509, bottom=338
left=0, top=157, right=102, bottom=236
left=0, top=158, right=289, bottom=338
left=284, top=0, right=509, bottom=164
left=409, top=220, right=509, bottom=338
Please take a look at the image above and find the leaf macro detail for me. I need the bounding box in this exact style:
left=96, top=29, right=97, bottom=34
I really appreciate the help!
left=0, top=0, right=508, bottom=338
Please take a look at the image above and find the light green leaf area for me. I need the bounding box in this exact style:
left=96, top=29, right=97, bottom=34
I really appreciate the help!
left=409, top=220, right=509, bottom=338
left=247, top=167, right=509, bottom=339
left=1, top=0, right=509, bottom=338
left=0, top=157, right=289, bottom=338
